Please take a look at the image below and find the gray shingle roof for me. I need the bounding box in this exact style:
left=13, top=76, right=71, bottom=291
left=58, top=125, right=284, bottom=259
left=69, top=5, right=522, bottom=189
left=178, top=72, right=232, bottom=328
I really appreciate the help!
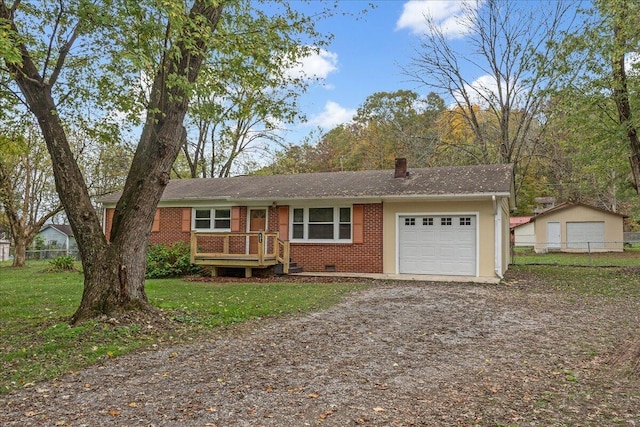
left=43, top=224, right=74, bottom=236
left=100, top=164, right=514, bottom=204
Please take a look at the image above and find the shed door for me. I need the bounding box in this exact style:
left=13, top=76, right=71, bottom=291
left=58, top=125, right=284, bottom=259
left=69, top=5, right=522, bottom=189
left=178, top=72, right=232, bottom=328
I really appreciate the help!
left=398, top=215, right=476, bottom=276
left=567, top=222, right=605, bottom=249
left=547, top=222, right=561, bottom=250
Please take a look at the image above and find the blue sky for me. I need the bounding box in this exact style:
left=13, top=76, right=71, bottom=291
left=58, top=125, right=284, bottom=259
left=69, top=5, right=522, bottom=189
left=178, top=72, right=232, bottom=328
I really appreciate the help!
left=284, top=0, right=485, bottom=143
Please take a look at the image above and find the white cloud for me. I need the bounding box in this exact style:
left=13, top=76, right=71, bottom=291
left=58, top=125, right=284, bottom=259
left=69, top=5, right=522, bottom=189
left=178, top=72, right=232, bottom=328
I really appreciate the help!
left=452, top=74, right=524, bottom=109
left=285, top=49, right=339, bottom=82
left=307, top=101, right=356, bottom=129
left=626, top=52, right=640, bottom=76
left=396, top=0, right=480, bottom=39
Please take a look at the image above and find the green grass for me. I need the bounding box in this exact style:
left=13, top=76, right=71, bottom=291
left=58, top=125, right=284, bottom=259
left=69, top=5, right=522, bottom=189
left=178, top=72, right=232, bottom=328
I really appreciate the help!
left=0, top=261, right=369, bottom=394
left=511, top=246, right=640, bottom=267
left=510, top=264, right=640, bottom=298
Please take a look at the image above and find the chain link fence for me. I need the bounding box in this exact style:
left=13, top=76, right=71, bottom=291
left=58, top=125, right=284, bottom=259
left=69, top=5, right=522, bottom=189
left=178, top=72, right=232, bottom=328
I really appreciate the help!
left=25, top=249, right=81, bottom=260
left=511, top=237, right=640, bottom=267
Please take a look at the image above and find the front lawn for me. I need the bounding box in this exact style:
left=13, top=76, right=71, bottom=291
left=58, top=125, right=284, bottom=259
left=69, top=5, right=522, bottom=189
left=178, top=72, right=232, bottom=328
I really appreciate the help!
left=0, top=261, right=369, bottom=394
left=511, top=246, right=640, bottom=267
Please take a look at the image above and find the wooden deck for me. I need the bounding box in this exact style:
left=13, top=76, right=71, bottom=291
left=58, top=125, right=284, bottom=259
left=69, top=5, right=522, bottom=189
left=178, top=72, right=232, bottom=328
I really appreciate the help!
left=190, top=231, right=290, bottom=277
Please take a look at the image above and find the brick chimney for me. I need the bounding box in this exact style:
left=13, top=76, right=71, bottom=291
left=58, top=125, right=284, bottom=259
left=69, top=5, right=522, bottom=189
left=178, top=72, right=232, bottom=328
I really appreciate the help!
left=394, top=158, right=408, bottom=178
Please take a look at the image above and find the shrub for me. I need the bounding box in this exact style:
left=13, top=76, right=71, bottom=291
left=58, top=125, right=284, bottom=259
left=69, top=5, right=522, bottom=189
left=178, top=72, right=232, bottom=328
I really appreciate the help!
left=48, top=255, right=76, bottom=272
left=146, top=242, right=200, bottom=278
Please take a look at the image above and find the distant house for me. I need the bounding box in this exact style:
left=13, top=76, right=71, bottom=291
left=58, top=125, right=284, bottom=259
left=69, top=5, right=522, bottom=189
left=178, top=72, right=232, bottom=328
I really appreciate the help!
left=36, top=224, right=77, bottom=253
left=510, top=216, right=534, bottom=247
left=101, top=161, right=516, bottom=282
left=0, top=237, right=10, bottom=262
left=533, top=196, right=556, bottom=214
left=526, top=202, right=625, bottom=253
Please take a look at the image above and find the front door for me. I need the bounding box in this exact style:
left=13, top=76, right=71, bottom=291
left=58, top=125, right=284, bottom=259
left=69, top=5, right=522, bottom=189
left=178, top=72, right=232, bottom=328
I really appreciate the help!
left=249, top=209, right=267, bottom=254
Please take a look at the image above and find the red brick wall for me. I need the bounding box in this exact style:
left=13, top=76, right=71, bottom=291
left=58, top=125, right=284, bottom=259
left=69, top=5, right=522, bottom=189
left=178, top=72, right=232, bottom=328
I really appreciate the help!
left=105, top=207, right=191, bottom=246
left=149, top=208, right=191, bottom=245
left=289, top=203, right=383, bottom=273
left=104, top=203, right=384, bottom=273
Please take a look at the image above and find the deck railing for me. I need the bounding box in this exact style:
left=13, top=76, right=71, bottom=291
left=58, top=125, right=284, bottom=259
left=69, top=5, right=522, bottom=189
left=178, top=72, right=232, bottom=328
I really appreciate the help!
left=190, top=231, right=289, bottom=274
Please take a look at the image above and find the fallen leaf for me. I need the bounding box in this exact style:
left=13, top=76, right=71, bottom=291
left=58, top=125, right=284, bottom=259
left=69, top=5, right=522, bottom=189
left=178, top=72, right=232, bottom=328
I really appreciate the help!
left=319, top=409, right=334, bottom=419
left=128, top=402, right=137, bottom=408
left=25, top=411, right=36, bottom=417
left=108, top=409, right=121, bottom=416
left=373, top=406, right=386, bottom=412
left=308, top=392, right=320, bottom=399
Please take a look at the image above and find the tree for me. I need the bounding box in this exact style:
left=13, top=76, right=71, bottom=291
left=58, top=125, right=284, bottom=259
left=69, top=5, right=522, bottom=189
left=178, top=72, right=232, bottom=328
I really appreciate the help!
left=353, top=90, right=444, bottom=169
left=551, top=0, right=640, bottom=374
left=552, top=0, right=640, bottom=195
left=263, top=91, right=447, bottom=174
left=0, top=123, right=63, bottom=266
left=404, top=0, right=577, bottom=198
left=1, top=0, right=226, bottom=323
left=1, top=0, right=334, bottom=324
left=179, top=5, right=326, bottom=178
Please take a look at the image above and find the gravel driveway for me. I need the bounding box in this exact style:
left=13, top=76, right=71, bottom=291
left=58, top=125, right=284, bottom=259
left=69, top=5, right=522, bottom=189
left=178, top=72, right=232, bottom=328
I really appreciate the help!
left=2, top=277, right=639, bottom=426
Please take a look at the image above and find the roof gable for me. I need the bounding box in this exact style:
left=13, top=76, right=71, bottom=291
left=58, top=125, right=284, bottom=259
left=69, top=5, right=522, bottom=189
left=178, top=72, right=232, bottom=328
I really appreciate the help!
left=41, top=224, right=74, bottom=237
left=530, top=202, right=626, bottom=221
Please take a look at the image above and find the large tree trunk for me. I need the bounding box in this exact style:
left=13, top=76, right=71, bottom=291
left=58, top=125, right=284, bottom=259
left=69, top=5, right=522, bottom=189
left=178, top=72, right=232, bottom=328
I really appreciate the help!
left=2, top=1, right=225, bottom=324
left=12, top=236, right=27, bottom=267
left=611, top=6, right=640, bottom=194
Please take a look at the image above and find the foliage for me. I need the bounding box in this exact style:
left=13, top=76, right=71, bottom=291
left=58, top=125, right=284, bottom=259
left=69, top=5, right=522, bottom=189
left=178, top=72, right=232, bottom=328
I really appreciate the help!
left=0, top=125, right=63, bottom=266
left=145, top=242, right=200, bottom=279
left=48, top=255, right=77, bottom=272
left=174, top=1, right=341, bottom=178
left=403, top=0, right=577, bottom=200
left=549, top=0, right=640, bottom=200
left=262, top=90, right=446, bottom=174
left=1, top=0, right=345, bottom=322
left=0, top=261, right=369, bottom=394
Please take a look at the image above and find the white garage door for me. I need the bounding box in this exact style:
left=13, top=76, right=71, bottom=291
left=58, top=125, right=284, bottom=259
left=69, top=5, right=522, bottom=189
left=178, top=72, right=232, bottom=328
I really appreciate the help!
left=567, top=222, right=605, bottom=249
left=399, top=215, right=476, bottom=276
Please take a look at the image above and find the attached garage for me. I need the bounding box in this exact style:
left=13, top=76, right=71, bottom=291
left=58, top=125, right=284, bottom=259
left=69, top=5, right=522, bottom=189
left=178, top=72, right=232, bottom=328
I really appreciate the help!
left=398, top=215, right=476, bottom=276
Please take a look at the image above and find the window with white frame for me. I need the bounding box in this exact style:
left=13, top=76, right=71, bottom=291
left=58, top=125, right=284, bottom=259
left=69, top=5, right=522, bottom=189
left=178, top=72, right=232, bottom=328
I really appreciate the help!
left=193, top=208, right=231, bottom=231
left=291, top=206, right=352, bottom=241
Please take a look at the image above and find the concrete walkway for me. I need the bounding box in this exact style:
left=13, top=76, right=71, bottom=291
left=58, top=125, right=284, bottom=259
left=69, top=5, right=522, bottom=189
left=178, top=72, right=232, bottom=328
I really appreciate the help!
left=292, top=271, right=502, bottom=284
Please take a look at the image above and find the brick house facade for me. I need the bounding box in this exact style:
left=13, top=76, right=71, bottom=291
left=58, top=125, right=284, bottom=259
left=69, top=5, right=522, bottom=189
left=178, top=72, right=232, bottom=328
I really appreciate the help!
left=101, top=163, right=514, bottom=280
left=105, top=203, right=384, bottom=274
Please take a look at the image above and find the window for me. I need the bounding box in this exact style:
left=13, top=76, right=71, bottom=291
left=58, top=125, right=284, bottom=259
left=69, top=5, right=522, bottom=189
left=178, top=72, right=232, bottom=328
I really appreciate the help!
left=459, top=217, right=471, bottom=226
left=423, top=217, right=434, bottom=226
left=292, top=208, right=304, bottom=239
left=193, top=208, right=231, bottom=231
left=291, top=207, right=352, bottom=241
left=441, top=217, right=452, bottom=226
left=405, top=218, right=416, bottom=226
left=339, top=207, right=351, bottom=239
